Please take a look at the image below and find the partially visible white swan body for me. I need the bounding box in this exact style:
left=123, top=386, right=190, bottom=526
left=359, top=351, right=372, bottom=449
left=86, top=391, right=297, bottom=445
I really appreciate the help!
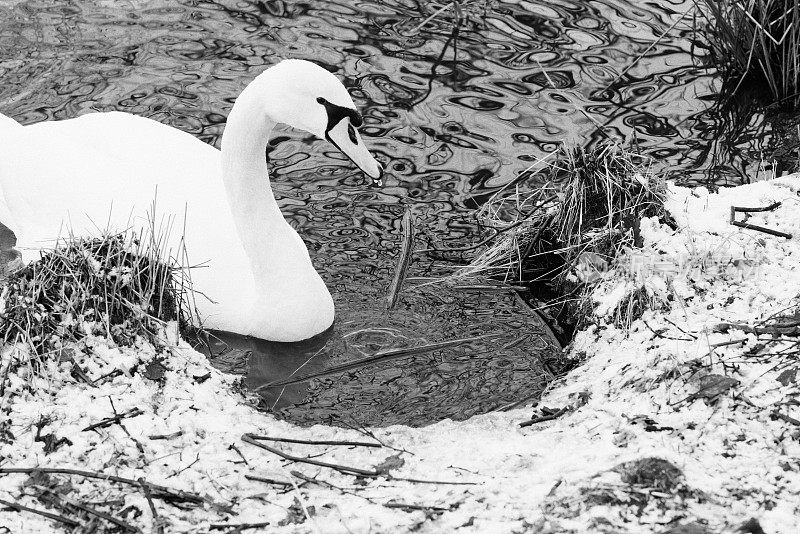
left=0, top=60, right=382, bottom=342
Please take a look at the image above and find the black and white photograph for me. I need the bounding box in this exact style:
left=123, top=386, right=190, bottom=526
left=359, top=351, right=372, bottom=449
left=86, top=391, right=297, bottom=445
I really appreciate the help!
left=0, top=0, right=798, bottom=532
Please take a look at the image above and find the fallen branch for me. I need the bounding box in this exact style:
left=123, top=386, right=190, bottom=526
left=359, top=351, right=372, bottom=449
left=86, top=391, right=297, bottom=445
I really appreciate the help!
left=82, top=407, right=144, bottom=432
left=0, top=468, right=204, bottom=505
left=715, top=322, right=800, bottom=336
left=229, top=443, right=250, bottom=465
left=384, top=501, right=451, bottom=513
left=772, top=411, right=800, bottom=426
left=244, top=474, right=294, bottom=488
left=242, top=434, right=378, bottom=477
left=246, top=434, right=381, bottom=449
left=519, top=406, right=569, bottom=428
left=0, top=497, right=80, bottom=528
left=139, top=477, right=165, bottom=534
left=209, top=521, right=271, bottom=532
left=254, top=334, right=499, bottom=390
left=43, top=491, right=139, bottom=534
left=289, top=470, right=373, bottom=503
left=148, top=430, right=184, bottom=440
left=242, top=434, right=476, bottom=485
left=730, top=204, right=792, bottom=239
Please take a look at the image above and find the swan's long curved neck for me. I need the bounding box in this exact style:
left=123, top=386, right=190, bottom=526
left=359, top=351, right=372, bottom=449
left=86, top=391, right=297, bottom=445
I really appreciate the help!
left=220, top=79, right=286, bottom=280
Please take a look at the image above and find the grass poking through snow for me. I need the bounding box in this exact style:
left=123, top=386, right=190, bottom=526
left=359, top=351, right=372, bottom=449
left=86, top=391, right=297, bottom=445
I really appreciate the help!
left=0, top=229, right=197, bottom=392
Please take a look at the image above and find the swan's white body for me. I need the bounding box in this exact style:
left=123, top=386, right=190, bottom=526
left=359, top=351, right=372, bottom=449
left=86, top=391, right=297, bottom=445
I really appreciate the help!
left=0, top=60, right=382, bottom=342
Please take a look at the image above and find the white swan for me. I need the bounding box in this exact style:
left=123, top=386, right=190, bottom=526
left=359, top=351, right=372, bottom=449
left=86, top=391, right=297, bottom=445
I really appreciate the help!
left=0, top=59, right=383, bottom=342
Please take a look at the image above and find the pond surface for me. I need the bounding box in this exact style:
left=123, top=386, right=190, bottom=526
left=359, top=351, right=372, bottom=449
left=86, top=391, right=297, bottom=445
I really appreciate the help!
left=0, top=0, right=761, bottom=426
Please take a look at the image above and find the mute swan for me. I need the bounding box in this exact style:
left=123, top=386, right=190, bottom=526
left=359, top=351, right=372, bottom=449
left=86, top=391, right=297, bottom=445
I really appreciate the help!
left=0, top=59, right=383, bottom=342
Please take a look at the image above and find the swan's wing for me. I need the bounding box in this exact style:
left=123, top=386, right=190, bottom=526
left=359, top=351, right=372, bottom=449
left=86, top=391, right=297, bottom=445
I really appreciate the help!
left=0, top=112, right=22, bottom=135
left=1, top=112, right=221, bottom=245
left=0, top=113, right=24, bottom=242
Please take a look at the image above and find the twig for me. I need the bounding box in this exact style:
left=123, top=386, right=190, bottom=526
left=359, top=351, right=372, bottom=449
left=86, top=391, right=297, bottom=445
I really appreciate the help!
left=0, top=497, right=79, bottom=528
left=0, top=351, right=12, bottom=397
left=242, top=435, right=476, bottom=486
left=402, top=4, right=462, bottom=107
left=242, top=434, right=379, bottom=477
left=715, top=322, right=800, bottom=336
left=148, top=430, right=184, bottom=440
left=730, top=204, right=792, bottom=239
left=642, top=318, right=694, bottom=341
left=405, top=2, right=453, bottom=35
left=138, top=477, right=164, bottom=534
left=453, top=284, right=527, bottom=291
left=773, top=411, right=800, bottom=426
left=591, top=3, right=697, bottom=138
left=0, top=468, right=205, bottom=504
left=289, top=471, right=372, bottom=503
left=70, top=363, right=97, bottom=387
left=43, top=491, right=140, bottom=533
left=209, top=522, right=271, bottom=532
left=94, top=368, right=123, bottom=385
left=519, top=406, right=569, bottom=428
left=246, top=435, right=381, bottom=449
left=387, top=206, right=415, bottom=309
left=417, top=195, right=557, bottom=255
left=244, top=474, right=295, bottom=488
left=82, top=407, right=144, bottom=432
left=384, top=501, right=451, bottom=512
left=109, top=398, right=146, bottom=458
left=229, top=443, right=250, bottom=465
left=167, top=453, right=200, bottom=479
left=389, top=475, right=475, bottom=485
left=254, top=334, right=499, bottom=390
left=600, top=4, right=696, bottom=94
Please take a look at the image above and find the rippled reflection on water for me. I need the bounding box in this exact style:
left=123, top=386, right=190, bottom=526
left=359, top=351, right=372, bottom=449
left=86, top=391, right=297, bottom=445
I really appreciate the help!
left=0, top=0, right=755, bottom=425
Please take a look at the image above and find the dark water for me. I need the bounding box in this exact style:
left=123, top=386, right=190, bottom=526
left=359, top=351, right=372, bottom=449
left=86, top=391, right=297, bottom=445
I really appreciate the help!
left=201, top=284, right=564, bottom=427
left=0, top=0, right=751, bottom=426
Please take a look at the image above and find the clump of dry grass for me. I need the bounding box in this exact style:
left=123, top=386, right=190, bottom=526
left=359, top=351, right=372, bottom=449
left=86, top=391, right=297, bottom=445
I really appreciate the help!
left=462, top=143, right=666, bottom=289
left=696, top=0, right=800, bottom=110
left=0, top=229, right=197, bottom=387
left=610, top=285, right=653, bottom=330
left=614, top=457, right=684, bottom=493
left=450, top=143, right=666, bottom=337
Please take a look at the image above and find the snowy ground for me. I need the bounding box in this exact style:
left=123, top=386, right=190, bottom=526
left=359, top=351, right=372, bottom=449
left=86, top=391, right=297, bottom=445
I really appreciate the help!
left=1, top=176, right=800, bottom=533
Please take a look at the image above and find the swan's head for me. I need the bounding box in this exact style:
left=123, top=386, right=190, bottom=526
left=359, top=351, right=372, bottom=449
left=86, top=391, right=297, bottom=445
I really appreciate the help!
left=258, top=59, right=383, bottom=184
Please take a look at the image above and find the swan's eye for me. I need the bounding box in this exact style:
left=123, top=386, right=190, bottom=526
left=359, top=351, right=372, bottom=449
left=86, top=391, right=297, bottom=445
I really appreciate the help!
left=348, top=123, right=358, bottom=145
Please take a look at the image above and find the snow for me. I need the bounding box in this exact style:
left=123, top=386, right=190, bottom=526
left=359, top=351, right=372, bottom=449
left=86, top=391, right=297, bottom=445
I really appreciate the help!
left=2, top=177, right=800, bottom=533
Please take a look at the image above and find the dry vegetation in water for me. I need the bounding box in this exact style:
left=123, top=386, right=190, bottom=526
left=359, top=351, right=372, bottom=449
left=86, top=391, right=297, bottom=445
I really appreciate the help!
left=455, top=143, right=667, bottom=332
left=695, top=0, right=800, bottom=111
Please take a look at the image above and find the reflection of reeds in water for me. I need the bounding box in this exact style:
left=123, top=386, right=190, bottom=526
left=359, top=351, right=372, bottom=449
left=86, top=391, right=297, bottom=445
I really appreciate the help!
left=0, top=223, right=197, bottom=393
left=461, top=143, right=666, bottom=290
left=696, top=0, right=800, bottom=111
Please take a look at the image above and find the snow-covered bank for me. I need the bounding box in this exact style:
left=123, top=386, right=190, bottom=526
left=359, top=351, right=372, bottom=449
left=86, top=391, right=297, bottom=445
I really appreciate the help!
left=1, top=177, right=800, bottom=533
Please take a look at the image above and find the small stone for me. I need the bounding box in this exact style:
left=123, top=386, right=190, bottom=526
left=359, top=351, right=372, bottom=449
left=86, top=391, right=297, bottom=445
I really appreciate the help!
left=689, top=373, right=740, bottom=403
left=662, top=522, right=712, bottom=534
left=731, top=518, right=766, bottom=534
left=142, top=358, right=167, bottom=381
left=776, top=367, right=798, bottom=386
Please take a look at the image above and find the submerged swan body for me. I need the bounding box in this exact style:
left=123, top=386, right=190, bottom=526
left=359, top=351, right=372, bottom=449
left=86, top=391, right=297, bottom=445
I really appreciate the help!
left=0, top=60, right=383, bottom=342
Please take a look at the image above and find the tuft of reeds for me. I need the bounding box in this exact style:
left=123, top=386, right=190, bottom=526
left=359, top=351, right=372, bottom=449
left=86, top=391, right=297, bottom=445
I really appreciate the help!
left=0, top=228, right=197, bottom=376
left=448, top=143, right=665, bottom=338
left=696, top=0, right=800, bottom=111
left=462, top=143, right=665, bottom=288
